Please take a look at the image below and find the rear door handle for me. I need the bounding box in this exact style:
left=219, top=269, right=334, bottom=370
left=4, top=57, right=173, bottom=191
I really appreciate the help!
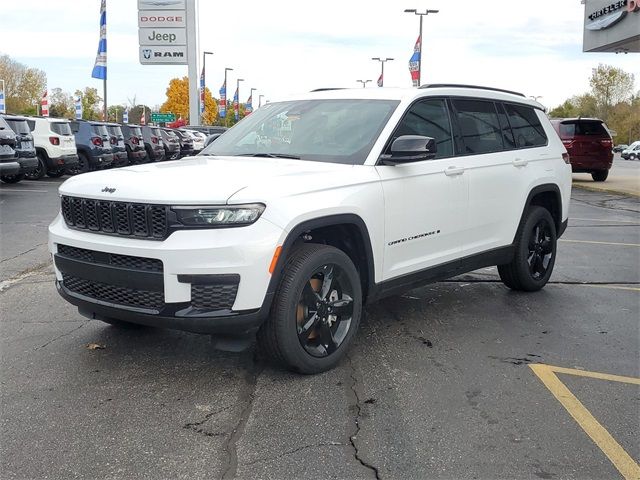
left=444, top=166, right=465, bottom=176
left=513, top=158, right=529, bottom=167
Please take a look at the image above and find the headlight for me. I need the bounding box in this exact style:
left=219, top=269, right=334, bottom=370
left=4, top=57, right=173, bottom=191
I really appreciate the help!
left=172, top=204, right=265, bottom=227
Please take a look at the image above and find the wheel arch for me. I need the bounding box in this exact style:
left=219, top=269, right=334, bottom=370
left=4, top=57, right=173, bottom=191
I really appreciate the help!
left=516, top=183, right=563, bottom=240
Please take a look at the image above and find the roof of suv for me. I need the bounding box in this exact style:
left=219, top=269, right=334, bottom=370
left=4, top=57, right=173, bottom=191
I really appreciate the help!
left=550, top=117, right=604, bottom=123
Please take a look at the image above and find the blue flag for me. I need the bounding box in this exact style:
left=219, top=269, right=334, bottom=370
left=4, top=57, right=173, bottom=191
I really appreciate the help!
left=219, top=81, right=226, bottom=119
left=91, top=0, right=107, bottom=80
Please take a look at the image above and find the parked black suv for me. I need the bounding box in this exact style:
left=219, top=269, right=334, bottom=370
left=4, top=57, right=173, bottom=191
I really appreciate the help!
left=160, top=128, right=181, bottom=160
left=68, top=120, right=114, bottom=174
left=172, top=129, right=194, bottom=157
left=104, top=123, right=128, bottom=167
left=0, top=116, right=20, bottom=180
left=141, top=125, right=165, bottom=162
left=120, top=124, right=147, bottom=164
left=0, top=115, right=38, bottom=183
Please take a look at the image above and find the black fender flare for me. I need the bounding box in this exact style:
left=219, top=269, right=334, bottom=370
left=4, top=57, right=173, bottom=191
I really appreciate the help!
left=515, top=183, right=564, bottom=241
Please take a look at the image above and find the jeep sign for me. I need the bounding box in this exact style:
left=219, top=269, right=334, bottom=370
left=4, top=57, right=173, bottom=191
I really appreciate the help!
left=139, top=28, right=186, bottom=46
left=139, top=46, right=188, bottom=65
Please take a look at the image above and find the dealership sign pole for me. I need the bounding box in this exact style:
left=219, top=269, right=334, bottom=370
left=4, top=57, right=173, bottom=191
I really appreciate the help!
left=138, top=0, right=200, bottom=125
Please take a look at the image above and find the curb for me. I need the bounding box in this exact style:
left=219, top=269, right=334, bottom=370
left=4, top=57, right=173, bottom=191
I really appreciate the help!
left=572, top=183, right=639, bottom=198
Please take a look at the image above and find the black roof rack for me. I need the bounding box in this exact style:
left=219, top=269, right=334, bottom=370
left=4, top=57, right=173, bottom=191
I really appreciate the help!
left=419, top=84, right=525, bottom=98
left=310, top=88, right=347, bottom=92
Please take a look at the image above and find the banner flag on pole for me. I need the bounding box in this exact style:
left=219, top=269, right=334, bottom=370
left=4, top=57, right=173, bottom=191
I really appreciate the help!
left=245, top=93, right=253, bottom=115
left=0, top=80, right=5, bottom=114
left=140, top=109, right=146, bottom=125
left=123, top=108, right=128, bottom=123
left=233, top=88, right=239, bottom=121
left=199, top=67, right=205, bottom=115
left=75, top=96, right=83, bottom=119
left=377, top=73, right=383, bottom=87
left=409, top=35, right=420, bottom=87
left=92, top=0, right=107, bottom=80
left=41, top=90, right=49, bottom=117
left=219, top=80, right=226, bottom=119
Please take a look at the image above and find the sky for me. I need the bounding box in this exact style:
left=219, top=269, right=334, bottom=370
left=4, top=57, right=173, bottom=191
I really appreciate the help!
left=1, top=0, right=639, bottom=111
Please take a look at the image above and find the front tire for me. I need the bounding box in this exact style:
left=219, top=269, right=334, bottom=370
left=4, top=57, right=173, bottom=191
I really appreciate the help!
left=1, top=173, right=25, bottom=184
left=591, top=170, right=608, bottom=182
left=67, top=152, right=90, bottom=175
left=498, top=206, right=557, bottom=292
left=257, top=244, right=362, bottom=374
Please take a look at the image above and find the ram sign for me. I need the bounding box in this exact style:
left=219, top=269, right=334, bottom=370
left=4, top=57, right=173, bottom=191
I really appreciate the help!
left=139, top=46, right=188, bottom=64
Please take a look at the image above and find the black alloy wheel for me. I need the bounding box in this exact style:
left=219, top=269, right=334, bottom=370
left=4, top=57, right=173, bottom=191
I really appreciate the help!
left=526, top=220, right=554, bottom=281
left=68, top=153, right=89, bottom=175
left=296, top=263, right=355, bottom=357
left=24, top=154, right=46, bottom=180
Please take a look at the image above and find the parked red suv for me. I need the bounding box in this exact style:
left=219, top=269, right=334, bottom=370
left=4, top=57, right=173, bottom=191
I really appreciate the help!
left=550, top=118, right=613, bottom=182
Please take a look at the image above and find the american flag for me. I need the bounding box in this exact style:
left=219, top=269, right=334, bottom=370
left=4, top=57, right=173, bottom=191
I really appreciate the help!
left=41, top=91, right=49, bottom=117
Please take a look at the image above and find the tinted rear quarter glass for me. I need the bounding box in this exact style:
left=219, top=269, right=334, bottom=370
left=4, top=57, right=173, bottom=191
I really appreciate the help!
left=504, top=104, right=547, bottom=148
left=108, top=126, right=123, bottom=136
left=51, top=122, right=72, bottom=136
left=92, top=124, right=109, bottom=136
left=496, top=103, right=516, bottom=149
left=452, top=99, right=503, bottom=154
left=561, top=120, right=608, bottom=137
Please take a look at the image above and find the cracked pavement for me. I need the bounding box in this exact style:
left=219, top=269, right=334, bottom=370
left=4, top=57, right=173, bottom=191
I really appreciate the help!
left=1, top=179, right=638, bottom=479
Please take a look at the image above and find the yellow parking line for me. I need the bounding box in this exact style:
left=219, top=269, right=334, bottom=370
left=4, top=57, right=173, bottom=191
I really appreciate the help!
left=560, top=239, right=640, bottom=247
left=530, top=364, right=640, bottom=480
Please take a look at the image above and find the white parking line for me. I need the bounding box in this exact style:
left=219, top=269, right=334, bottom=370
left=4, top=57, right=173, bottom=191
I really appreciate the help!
left=0, top=189, right=48, bottom=193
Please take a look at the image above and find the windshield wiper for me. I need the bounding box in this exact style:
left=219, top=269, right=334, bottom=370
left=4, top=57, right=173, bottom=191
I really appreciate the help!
left=236, top=153, right=301, bottom=160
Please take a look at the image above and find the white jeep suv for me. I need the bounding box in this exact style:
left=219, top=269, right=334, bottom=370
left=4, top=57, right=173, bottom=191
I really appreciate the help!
left=49, top=85, right=571, bottom=373
left=26, top=117, right=79, bottom=179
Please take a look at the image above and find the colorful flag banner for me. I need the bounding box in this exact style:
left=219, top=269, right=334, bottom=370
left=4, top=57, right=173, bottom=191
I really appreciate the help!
left=41, top=91, right=49, bottom=117
left=0, top=80, right=5, bottom=114
left=199, top=67, right=205, bottom=115
left=219, top=80, right=226, bottom=119
left=123, top=108, right=128, bottom=123
left=140, top=109, right=146, bottom=125
left=233, top=88, right=239, bottom=121
left=245, top=93, right=253, bottom=115
left=75, top=96, right=83, bottom=119
left=92, top=0, right=107, bottom=80
left=377, top=73, right=383, bottom=87
left=409, top=35, right=421, bottom=87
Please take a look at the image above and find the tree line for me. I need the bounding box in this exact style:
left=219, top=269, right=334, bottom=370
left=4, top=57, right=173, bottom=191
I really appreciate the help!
left=549, top=64, right=639, bottom=144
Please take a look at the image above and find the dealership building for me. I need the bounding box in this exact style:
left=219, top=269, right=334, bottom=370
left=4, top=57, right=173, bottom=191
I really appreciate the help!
left=583, top=0, right=640, bottom=52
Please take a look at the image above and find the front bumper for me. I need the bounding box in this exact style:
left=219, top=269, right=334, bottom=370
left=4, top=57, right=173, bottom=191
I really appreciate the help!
left=49, top=214, right=285, bottom=335
left=0, top=161, right=20, bottom=176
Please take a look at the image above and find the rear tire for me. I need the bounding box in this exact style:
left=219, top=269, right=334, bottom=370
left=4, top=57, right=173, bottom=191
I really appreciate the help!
left=67, top=152, right=90, bottom=175
left=24, top=154, right=46, bottom=180
left=47, top=168, right=65, bottom=178
left=591, top=170, right=608, bottom=182
left=257, top=243, right=362, bottom=374
left=498, top=206, right=557, bottom=292
left=1, top=174, right=25, bottom=184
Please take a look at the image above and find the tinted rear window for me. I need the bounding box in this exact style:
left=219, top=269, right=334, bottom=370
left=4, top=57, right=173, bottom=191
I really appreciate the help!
left=129, top=127, right=142, bottom=136
left=452, top=99, right=503, bottom=155
left=559, top=121, right=608, bottom=137
left=151, top=127, right=161, bottom=137
left=5, top=119, right=31, bottom=134
left=51, top=122, right=72, bottom=136
left=92, top=124, right=109, bottom=136
left=107, top=126, right=123, bottom=137
left=504, top=104, right=547, bottom=148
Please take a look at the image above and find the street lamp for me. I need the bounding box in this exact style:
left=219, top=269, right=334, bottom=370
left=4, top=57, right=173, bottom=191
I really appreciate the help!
left=224, top=67, right=233, bottom=126
left=404, top=8, right=439, bottom=87
left=258, top=94, right=265, bottom=108
left=356, top=79, right=372, bottom=88
left=235, top=78, right=244, bottom=121
left=371, top=57, right=394, bottom=87
left=530, top=95, right=543, bottom=102
left=201, top=51, right=213, bottom=122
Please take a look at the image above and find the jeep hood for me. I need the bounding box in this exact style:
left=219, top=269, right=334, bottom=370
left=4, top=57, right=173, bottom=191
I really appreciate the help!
left=58, top=155, right=357, bottom=204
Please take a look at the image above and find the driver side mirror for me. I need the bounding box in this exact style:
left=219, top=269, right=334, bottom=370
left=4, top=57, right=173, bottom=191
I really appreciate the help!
left=379, top=135, right=437, bottom=165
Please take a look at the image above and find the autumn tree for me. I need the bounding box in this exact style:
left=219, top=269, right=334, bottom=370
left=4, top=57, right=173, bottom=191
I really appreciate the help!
left=589, top=64, right=635, bottom=121
left=0, top=54, right=47, bottom=114
left=160, top=76, right=218, bottom=124
left=74, top=87, right=102, bottom=120
left=49, top=88, right=74, bottom=118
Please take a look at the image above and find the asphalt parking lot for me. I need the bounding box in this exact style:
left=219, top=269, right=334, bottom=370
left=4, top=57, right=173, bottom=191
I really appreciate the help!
left=1, top=171, right=639, bottom=479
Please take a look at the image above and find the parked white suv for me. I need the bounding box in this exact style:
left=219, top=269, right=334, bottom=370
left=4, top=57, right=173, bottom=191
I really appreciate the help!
left=26, top=117, right=79, bottom=179
left=49, top=85, right=571, bottom=373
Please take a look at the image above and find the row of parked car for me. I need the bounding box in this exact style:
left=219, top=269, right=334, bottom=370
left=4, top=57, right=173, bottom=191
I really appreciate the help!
left=614, top=141, right=640, bottom=160
left=0, top=114, right=226, bottom=184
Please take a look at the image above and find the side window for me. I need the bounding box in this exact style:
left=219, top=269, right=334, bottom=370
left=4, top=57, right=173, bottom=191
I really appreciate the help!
left=26, top=120, right=35, bottom=131
left=496, top=103, right=516, bottom=149
left=452, top=99, right=503, bottom=154
left=504, top=104, right=547, bottom=148
left=70, top=122, right=79, bottom=133
left=389, top=98, right=453, bottom=159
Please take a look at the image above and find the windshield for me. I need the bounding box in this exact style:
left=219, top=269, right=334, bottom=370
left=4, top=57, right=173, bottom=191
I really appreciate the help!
left=51, top=122, right=72, bottom=136
left=5, top=119, right=31, bottom=134
left=107, top=126, right=123, bottom=137
left=201, top=99, right=399, bottom=164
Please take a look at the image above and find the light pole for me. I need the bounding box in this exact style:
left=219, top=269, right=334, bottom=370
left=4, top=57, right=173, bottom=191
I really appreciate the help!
left=224, top=67, right=233, bottom=127
left=530, top=95, right=543, bottom=102
left=356, top=79, right=372, bottom=88
left=404, top=8, right=439, bottom=87
left=371, top=57, right=394, bottom=87
left=258, top=94, right=265, bottom=108
left=201, top=51, right=213, bottom=122
left=235, top=78, right=244, bottom=121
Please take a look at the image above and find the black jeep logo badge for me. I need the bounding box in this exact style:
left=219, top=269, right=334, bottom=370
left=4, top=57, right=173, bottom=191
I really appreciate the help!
left=101, top=187, right=116, bottom=193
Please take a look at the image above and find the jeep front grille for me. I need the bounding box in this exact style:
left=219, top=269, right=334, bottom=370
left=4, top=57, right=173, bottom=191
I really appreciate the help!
left=61, top=196, right=168, bottom=239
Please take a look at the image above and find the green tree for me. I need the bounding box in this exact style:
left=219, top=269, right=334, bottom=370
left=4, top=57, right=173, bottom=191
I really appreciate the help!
left=49, top=88, right=74, bottom=118
left=75, top=87, right=102, bottom=120
left=589, top=64, right=635, bottom=122
left=0, top=54, right=47, bottom=114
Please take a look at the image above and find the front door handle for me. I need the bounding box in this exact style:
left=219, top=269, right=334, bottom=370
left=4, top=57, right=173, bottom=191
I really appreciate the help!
left=513, top=158, right=529, bottom=167
left=444, top=166, right=465, bottom=176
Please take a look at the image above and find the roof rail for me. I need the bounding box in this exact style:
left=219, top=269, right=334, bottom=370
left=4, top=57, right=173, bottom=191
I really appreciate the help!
left=419, top=84, right=525, bottom=97
left=310, top=88, right=347, bottom=92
